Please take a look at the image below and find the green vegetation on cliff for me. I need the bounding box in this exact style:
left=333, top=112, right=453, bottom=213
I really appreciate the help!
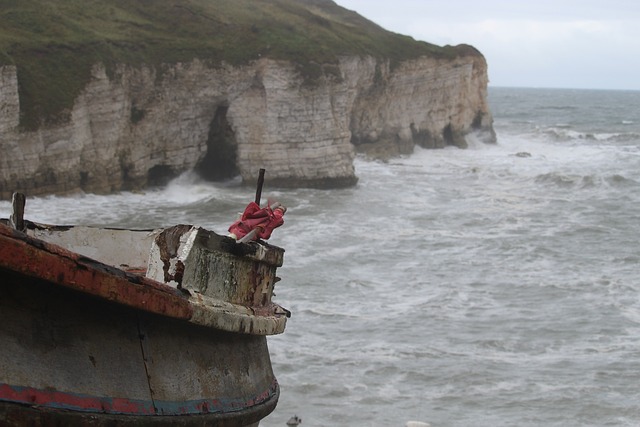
left=0, top=0, right=475, bottom=129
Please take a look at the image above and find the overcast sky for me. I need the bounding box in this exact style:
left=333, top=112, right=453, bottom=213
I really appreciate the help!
left=333, top=0, right=640, bottom=90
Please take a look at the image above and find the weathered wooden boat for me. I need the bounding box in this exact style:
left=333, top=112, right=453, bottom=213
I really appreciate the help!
left=0, top=197, right=290, bottom=426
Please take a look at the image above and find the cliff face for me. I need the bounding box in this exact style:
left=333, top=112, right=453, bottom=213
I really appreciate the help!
left=0, top=51, right=495, bottom=199
left=347, top=51, right=495, bottom=157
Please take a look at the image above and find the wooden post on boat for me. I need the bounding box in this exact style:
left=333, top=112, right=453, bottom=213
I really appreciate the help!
left=255, top=168, right=266, bottom=205
left=10, top=192, right=25, bottom=232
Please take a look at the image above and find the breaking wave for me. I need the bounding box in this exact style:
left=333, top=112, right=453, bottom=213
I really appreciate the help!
left=540, top=127, right=640, bottom=144
left=534, top=172, right=639, bottom=189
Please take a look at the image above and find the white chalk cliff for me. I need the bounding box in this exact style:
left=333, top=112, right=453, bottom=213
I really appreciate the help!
left=0, top=50, right=495, bottom=199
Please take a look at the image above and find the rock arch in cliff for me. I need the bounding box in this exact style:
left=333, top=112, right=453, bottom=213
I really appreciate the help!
left=195, top=105, right=239, bottom=181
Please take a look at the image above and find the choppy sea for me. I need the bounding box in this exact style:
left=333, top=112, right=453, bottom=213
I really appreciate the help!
left=2, top=87, right=639, bottom=426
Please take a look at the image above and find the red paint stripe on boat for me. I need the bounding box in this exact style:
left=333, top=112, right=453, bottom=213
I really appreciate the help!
left=0, top=383, right=155, bottom=414
left=0, top=381, right=278, bottom=416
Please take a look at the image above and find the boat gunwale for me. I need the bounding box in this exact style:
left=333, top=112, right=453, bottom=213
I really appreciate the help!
left=0, top=222, right=287, bottom=336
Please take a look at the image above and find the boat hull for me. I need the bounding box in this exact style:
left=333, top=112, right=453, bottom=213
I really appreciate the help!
left=0, top=225, right=281, bottom=426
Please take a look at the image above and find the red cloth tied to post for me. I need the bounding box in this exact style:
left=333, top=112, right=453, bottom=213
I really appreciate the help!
left=228, top=202, right=285, bottom=241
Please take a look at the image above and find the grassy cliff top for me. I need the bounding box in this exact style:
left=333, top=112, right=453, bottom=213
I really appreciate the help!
left=0, top=0, right=479, bottom=129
